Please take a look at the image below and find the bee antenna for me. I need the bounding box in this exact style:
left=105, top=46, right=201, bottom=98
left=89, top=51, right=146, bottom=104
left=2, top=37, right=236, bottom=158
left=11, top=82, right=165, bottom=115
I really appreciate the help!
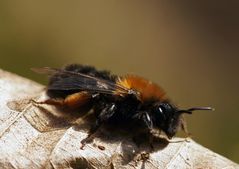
left=177, top=107, right=214, bottom=114
left=187, top=107, right=214, bottom=112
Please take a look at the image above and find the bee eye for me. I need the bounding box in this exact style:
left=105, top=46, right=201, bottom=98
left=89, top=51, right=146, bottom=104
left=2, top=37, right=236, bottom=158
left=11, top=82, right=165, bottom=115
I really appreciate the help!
left=158, top=106, right=164, bottom=114
left=157, top=105, right=166, bottom=119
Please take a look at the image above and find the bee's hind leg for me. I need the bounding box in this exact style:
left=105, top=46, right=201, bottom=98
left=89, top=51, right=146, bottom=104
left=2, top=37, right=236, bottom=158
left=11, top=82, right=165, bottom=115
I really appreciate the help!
left=31, top=98, right=64, bottom=106
left=31, top=91, right=90, bottom=109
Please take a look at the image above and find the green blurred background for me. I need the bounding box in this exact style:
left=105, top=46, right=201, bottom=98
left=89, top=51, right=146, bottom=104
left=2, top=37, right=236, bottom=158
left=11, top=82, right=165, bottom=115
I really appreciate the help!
left=0, top=1, right=238, bottom=162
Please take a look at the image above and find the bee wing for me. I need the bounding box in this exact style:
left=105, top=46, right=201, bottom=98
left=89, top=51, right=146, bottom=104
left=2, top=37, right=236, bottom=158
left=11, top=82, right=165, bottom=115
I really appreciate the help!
left=32, top=67, right=129, bottom=95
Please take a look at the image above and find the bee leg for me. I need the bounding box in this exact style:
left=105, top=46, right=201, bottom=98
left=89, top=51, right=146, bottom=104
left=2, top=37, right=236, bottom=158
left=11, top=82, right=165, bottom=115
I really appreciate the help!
left=133, top=111, right=154, bottom=149
left=148, top=132, right=154, bottom=150
left=141, top=112, right=155, bottom=150
left=181, top=115, right=192, bottom=138
left=31, top=91, right=90, bottom=109
left=133, top=111, right=153, bottom=130
left=31, top=98, right=64, bottom=106
left=98, top=103, right=116, bottom=122
left=81, top=103, right=117, bottom=149
left=132, top=131, right=154, bottom=150
left=80, top=119, right=101, bottom=149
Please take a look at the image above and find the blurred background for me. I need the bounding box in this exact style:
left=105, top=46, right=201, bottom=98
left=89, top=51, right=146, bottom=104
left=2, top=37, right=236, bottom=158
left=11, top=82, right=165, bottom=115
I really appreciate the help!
left=0, top=1, right=238, bottom=163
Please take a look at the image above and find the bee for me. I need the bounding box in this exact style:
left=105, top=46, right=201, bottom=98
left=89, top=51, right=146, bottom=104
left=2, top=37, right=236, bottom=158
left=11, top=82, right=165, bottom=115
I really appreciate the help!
left=32, top=64, right=212, bottom=146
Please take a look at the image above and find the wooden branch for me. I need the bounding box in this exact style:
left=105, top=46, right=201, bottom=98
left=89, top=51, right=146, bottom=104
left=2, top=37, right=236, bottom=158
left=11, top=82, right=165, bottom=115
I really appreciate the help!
left=0, top=69, right=238, bottom=169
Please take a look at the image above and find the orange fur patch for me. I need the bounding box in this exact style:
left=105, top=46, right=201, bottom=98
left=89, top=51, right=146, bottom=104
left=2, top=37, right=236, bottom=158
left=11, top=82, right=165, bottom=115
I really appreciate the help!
left=117, top=75, right=166, bottom=101
left=64, top=91, right=91, bottom=108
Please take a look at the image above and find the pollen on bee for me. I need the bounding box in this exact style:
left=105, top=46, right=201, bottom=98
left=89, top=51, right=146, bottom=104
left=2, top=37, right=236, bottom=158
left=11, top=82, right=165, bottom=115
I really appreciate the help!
left=64, top=91, right=91, bottom=108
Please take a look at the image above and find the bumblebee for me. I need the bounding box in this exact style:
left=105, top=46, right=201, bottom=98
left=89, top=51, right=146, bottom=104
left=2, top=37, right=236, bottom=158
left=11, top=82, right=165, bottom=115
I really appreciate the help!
left=32, top=64, right=212, bottom=144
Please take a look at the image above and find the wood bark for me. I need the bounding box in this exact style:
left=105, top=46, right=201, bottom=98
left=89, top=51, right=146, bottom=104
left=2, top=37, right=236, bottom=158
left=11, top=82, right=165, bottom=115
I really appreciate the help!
left=0, top=69, right=238, bottom=169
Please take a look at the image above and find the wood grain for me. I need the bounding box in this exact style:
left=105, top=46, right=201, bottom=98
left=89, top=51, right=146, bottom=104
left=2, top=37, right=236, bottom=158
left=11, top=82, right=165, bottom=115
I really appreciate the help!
left=0, top=69, right=238, bottom=169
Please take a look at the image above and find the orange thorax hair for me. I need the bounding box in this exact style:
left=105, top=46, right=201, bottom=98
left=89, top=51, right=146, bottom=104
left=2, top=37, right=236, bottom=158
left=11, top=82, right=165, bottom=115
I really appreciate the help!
left=116, top=75, right=166, bottom=102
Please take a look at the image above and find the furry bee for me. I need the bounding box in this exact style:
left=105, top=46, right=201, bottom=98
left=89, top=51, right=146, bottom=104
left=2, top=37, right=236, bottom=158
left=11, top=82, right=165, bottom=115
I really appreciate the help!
left=32, top=64, right=212, bottom=144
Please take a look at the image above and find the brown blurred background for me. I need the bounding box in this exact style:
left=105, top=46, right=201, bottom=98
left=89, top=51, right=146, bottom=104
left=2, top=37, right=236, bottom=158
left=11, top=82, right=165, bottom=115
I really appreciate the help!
left=0, top=1, right=238, bottom=163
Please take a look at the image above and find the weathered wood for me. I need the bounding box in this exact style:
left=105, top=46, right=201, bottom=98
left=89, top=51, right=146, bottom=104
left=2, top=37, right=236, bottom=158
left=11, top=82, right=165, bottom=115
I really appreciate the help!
left=0, top=69, right=238, bottom=169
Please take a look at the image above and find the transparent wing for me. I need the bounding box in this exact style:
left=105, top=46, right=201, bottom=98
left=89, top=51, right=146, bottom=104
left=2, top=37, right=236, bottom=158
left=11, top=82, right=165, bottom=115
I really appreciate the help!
left=32, top=67, right=129, bottom=95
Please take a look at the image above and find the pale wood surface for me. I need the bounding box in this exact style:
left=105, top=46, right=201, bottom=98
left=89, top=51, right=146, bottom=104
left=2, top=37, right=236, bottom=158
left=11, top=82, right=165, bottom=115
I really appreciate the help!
left=0, top=69, right=238, bottom=169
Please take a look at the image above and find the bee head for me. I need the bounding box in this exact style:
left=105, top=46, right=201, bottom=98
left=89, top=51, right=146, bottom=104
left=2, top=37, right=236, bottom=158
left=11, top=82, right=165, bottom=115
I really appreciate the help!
left=153, top=102, right=213, bottom=138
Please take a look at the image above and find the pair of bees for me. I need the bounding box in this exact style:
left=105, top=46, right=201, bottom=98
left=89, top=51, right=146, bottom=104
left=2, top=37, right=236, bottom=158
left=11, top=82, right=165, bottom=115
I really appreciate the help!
left=33, top=64, right=212, bottom=145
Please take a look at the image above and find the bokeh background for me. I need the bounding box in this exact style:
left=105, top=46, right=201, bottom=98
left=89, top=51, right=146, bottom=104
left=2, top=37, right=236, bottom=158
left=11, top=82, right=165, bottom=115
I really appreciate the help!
left=0, top=1, right=238, bottom=163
